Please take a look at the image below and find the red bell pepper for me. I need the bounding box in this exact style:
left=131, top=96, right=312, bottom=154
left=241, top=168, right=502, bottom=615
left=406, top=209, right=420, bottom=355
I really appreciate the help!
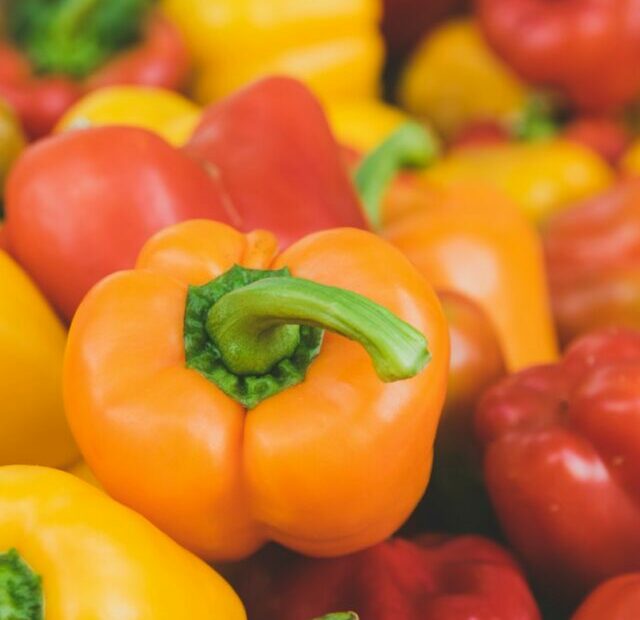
left=475, top=0, right=640, bottom=113
left=544, top=181, right=640, bottom=345
left=476, top=327, right=640, bottom=605
left=228, top=535, right=541, bottom=620
left=0, top=1, right=188, bottom=138
left=185, top=77, right=367, bottom=249
left=573, top=574, right=640, bottom=620
left=5, top=77, right=367, bottom=320
left=4, top=126, right=231, bottom=320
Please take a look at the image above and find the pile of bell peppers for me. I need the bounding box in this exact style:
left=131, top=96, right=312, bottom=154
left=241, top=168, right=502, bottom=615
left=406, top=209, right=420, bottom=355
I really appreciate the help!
left=5, top=1, right=640, bottom=618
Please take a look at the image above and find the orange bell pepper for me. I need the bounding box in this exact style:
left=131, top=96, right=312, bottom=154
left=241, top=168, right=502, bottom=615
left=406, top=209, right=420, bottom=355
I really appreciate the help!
left=355, top=124, right=558, bottom=371
left=63, top=220, right=449, bottom=561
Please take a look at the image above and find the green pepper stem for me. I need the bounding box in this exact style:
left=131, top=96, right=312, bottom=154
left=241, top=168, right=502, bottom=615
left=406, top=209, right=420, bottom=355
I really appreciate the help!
left=206, top=276, right=429, bottom=382
left=511, top=95, right=558, bottom=141
left=354, top=121, right=440, bottom=231
left=0, top=549, right=43, bottom=620
left=313, top=614, right=359, bottom=620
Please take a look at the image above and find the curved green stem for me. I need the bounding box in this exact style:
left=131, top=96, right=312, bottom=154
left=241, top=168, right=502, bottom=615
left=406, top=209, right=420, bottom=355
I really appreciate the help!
left=207, top=276, right=429, bottom=382
left=313, top=614, right=359, bottom=620
left=0, top=549, right=43, bottom=620
left=354, top=122, right=440, bottom=231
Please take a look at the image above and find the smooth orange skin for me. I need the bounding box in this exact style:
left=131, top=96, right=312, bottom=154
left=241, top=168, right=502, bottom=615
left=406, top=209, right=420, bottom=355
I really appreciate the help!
left=384, top=183, right=558, bottom=372
left=64, top=221, right=449, bottom=561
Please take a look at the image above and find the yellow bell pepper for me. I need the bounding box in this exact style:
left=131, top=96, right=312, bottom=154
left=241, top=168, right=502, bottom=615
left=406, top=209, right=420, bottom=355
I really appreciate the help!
left=55, top=86, right=201, bottom=147
left=160, top=0, right=384, bottom=104
left=325, top=99, right=409, bottom=152
left=0, top=251, right=77, bottom=468
left=0, top=466, right=246, bottom=619
left=424, top=140, right=613, bottom=224
left=0, top=99, right=25, bottom=196
left=398, top=18, right=528, bottom=140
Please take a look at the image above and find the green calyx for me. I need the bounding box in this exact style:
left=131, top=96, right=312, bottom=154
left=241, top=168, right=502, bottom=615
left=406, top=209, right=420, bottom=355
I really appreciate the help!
left=185, top=265, right=430, bottom=409
left=6, top=0, right=153, bottom=78
left=313, top=614, right=359, bottom=620
left=511, top=95, right=558, bottom=142
left=0, top=549, right=43, bottom=620
left=354, top=121, right=440, bottom=231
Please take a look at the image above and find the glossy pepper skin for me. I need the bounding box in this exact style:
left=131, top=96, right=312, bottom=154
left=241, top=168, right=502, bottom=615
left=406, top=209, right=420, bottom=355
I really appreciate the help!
left=0, top=250, right=76, bottom=468
left=63, top=220, right=448, bottom=561
left=477, top=327, right=640, bottom=604
left=398, top=18, right=528, bottom=140
left=0, top=9, right=188, bottom=138
left=544, top=181, right=640, bottom=345
left=160, top=0, right=383, bottom=104
left=228, top=534, right=541, bottom=620
left=0, top=466, right=246, bottom=619
left=384, top=184, right=558, bottom=371
left=424, top=139, right=613, bottom=225
left=5, top=126, right=232, bottom=321
left=476, top=0, right=640, bottom=113
left=55, top=85, right=201, bottom=147
left=573, top=574, right=640, bottom=620
left=186, top=77, right=368, bottom=249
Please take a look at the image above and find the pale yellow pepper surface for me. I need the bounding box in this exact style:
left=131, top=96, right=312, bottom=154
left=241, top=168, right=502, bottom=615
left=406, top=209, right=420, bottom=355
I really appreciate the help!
left=55, top=86, right=201, bottom=146
left=0, top=466, right=246, bottom=619
left=160, top=0, right=384, bottom=104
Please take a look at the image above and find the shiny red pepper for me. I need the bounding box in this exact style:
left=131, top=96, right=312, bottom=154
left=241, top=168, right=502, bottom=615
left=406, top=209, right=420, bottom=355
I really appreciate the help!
left=0, top=11, right=188, bottom=138
left=573, top=573, right=640, bottom=620
left=544, top=181, right=640, bottom=345
left=476, top=327, right=640, bottom=605
left=475, top=0, right=640, bottom=113
left=186, top=77, right=367, bottom=249
left=228, top=534, right=541, bottom=620
left=5, top=77, right=366, bottom=320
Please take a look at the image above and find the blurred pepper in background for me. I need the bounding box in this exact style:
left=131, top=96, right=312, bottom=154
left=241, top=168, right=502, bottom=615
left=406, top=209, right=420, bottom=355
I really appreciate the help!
left=398, top=18, right=528, bottom=140
left=0, top=98, right=24, bottom=199
left=424, top=139, right=613, bottom=224
left=161, top=0, right=383, bottom=104
left=354, top=124, right=558, bottom=371
left=0, top=0, right=189, bottom=137
left=55, top=85, right=201, bottom=146
left=477, top=328, right=640, bottom=606
left=0, top=250, right=76, bottom=468
left=476, top=0, right=640, bottom=113
left=0, top=466, right=246, bottom=619
left=544, top=181, right=640, bottom=345
left=228, top=534, right=541, bottom=620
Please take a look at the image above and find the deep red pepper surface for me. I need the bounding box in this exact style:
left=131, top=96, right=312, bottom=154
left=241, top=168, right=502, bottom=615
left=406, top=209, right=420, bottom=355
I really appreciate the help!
left=5, top=77, right=366, bottom=320
left=572, top=573, right=640, bottom=620
left=475, top=0, right=640, bottom=113
left=477, top=327, right=640, bottom=604
left=0, top=13, right=188, bottom=139
left=229, top=535, right=540, bottom=620
left=544, top=181, right=640, bottom=345
left=185, top=76, right=367, bottom=249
